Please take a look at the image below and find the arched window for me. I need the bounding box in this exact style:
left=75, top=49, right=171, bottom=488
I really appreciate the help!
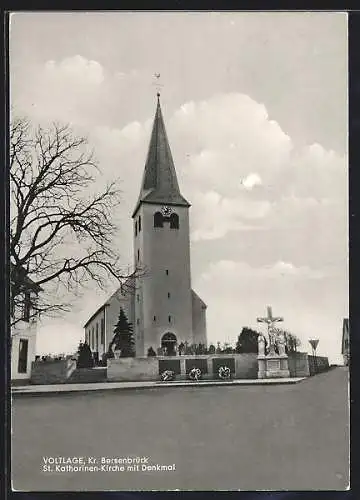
left=170, top=213, right=179, bottom=229
left=138, top=215, right=142, bottom=232
left=154, top=212, right=163, bottom=228
left=135, top=220, right=137, bottom=236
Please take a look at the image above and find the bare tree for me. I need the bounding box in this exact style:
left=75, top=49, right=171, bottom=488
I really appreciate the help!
left=284, top=331, right=301, bottom=353
left=10, top=116, right=142, bottom=327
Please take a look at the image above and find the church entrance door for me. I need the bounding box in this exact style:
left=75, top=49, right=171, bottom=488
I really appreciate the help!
left=161, top=332, right=177, bottom=356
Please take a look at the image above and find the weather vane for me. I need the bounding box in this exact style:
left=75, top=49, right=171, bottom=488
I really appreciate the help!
left=152, top=72, right=164, bottom=97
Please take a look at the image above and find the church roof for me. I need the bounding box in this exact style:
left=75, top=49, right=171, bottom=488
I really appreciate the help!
left=191, top=289, right=207, bottom=309
left=83, top=278, right=135, bottom=328
left=132, top=95, right=190, bottom=217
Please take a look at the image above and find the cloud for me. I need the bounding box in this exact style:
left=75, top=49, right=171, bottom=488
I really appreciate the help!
left=171, top=93, right=293, bottom=173
left=44, top=55, right=105, bottom=86
left=165, top=93, right=346, bottom=243
left=193, top=258, right=347, bottom=363
left=241, top=173, right=262, bottom=190
left=83, top=92, right=346, bottom=250
left=9, top=14, right=347, bottom=365
left=12, top=55, right=107, bottom=125
left=12, top=79, right=347, bottom=258
left=190, top=190, right=270, bottom=241
left=201, top=259, right=325, bottom=283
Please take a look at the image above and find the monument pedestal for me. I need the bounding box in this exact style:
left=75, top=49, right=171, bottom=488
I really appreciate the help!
left=258, top=354, right=290, bottom=379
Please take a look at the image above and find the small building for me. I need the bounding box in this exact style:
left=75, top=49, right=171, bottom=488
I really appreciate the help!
left=11, top=265, right=42, bottom=382
left=341, top=318, right=349, bottom=366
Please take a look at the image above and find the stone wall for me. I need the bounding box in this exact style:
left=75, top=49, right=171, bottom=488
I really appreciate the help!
left=234, top=354, right=258, bottom=379
left=30, top=358, right=76, bottom=385
left=68, top=367, right=107, bottom=384
left=107, top=357, right=158, bottom=381
left=107, top=354, right=258, bottom=382
left=287, top=352, right=330, bottom=377
left=287, top=352, right=311, bottom=377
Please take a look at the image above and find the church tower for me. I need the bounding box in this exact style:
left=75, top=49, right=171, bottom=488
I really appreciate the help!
left=132, top=94, right=196, bottom=356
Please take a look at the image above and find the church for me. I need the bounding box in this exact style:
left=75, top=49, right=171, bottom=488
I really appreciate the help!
left=84, top=95, right=207, bottom=360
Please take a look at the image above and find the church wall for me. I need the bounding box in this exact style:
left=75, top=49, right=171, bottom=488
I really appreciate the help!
left=133, top=203, right=194, bottom=356
left=192, top=292, right=207, bottom=347
left=84, top=287, right=135, bottom=361
left=84, top=308, right=106, bottom=361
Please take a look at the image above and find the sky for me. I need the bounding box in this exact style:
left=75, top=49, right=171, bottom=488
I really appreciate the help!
left=10, top=11, right=348, bottom=363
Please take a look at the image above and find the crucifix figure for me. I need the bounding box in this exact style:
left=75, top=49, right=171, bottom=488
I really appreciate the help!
left=257, top=306, right=284, bottom=354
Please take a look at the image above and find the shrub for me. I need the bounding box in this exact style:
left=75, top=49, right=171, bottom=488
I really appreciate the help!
left=147, top=346, right=157, bottom=357
left=77, top=341, right=94, bottom=368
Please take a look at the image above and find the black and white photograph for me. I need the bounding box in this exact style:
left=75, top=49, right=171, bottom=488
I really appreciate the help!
left=10, top=11, right=349, bottom=491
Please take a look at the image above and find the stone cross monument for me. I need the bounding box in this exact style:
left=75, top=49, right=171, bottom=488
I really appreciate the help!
left=257, top=306, right=284, bottom=354
left=256, top=306, right=290, bottom=379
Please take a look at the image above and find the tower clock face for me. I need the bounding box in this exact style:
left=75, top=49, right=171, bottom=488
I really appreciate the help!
left=161, top=205, right=172, bottom=216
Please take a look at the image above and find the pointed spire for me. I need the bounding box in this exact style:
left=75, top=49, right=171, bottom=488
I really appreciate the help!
left=132, top=95, right=190, bottom=216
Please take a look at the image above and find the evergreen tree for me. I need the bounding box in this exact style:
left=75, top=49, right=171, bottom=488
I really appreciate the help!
left=109, top=307, right=135, bottom=357
left=236, top=327, right=261, bottom=353
left=77, top=340, right=94, bottom=368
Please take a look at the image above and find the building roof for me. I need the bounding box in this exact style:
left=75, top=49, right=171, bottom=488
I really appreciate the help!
left=191, top=289, right=207, bottom=309
left=83, top=278, right=135, bottom=328
left=83, top=303, right=109, bottom=329
left=10, top=263, right=43, bottom=293
left=132, top=95, right=190, bottom=217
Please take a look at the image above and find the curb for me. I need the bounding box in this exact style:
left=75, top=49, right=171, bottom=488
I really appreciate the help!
left=11, top=377, right=306, bottom=396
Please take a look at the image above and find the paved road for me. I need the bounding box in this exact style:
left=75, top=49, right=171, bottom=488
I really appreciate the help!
left=11, top=367, right=349, bottom=491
